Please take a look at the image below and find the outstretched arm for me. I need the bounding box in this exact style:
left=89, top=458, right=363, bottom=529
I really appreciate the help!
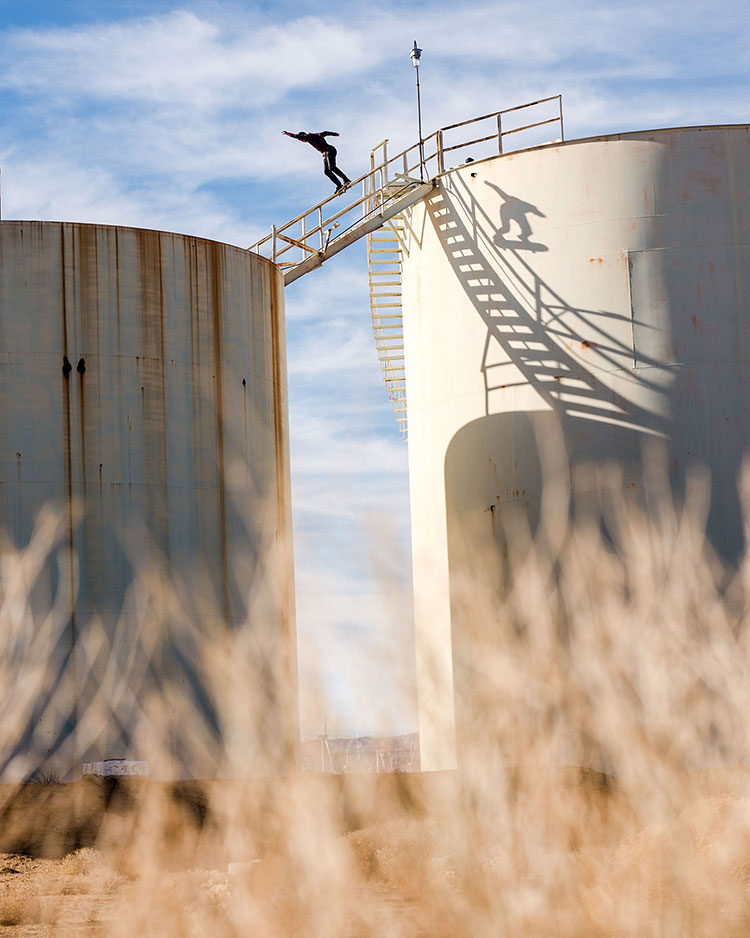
left=320, top=131, right=339, bottom=137
left=282, top=131, right=303, bottom=140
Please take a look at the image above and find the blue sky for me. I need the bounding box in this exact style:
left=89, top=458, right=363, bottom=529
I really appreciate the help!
left=1, top=0, right=749, bottom=737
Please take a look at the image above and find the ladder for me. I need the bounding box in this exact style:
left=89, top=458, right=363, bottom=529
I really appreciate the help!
left=368, top=219, right=408, bottom=439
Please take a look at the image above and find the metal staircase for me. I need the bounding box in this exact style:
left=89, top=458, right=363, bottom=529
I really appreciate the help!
left=362, top=143, right=415, bottom=439
left=367, top=219, right=408, bottom=439
left=248, top=95, right=565, bottom=438
left=248, top=173, right=433, bottom=287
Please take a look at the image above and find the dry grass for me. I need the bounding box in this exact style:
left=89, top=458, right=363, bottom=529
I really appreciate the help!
left=3, top=456, right=750, bottom=935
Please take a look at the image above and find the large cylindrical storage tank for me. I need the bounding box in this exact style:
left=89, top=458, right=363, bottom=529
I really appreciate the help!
left=401, top=125, right=750, bottom=770
left=0, top=221, right=297, bottom=780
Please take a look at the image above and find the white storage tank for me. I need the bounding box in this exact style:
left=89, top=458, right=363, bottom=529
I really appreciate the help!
left=400, top=125, right=750, bottom=769
left=0, top=221, right=297, bottom=780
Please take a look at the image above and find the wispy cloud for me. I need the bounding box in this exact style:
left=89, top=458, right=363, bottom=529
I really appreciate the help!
left=3, top=1, right=748, bottom=220
left=0, top=11, right=371, bottom=107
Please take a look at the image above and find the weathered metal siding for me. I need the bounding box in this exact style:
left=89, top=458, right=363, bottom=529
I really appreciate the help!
left=0, top=221, right=297, bottom=779
left=401, top=125, right=750, bottom=770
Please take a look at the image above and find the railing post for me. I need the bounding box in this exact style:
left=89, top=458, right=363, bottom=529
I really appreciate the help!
left=271, top=225, right=277, bottom=263
left=369, top=148, right=376, bottom=214
left=383, top=140, right=389, bottom=186
left=497, top=113, right=503, bottom=154
left=301, top=214, right=307, bottom=261
left=558, top=94, right=564, bottom=141
left=437, top=131, right=444, bottom=174
left=318, top=207, right=324, bottom=250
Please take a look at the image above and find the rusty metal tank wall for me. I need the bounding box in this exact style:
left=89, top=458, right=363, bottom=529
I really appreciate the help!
left=0, top=221, right=297, bottom=780
left=400, top=125, right=750, bottom=770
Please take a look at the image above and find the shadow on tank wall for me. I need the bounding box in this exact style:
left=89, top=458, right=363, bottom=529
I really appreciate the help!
left=432, top=134, right=750, bottom=763
left=435, top=149, right=750, bottom=580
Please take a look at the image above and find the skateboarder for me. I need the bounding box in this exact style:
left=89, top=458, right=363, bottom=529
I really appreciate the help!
left=282, top=130, right=352, bottom=193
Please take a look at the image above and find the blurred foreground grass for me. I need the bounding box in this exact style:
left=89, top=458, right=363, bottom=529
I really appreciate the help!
left=3, top=461, right=750, bottom=935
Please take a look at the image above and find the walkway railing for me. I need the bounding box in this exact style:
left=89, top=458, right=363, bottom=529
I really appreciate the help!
left=247, top=95, right=563, bottom=283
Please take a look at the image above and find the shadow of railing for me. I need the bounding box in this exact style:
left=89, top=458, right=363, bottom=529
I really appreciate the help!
left=428, top=173, right=670, bottom=437
left=248, top=96, right=564, bottom=282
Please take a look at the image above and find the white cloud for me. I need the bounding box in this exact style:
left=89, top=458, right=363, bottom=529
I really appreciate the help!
left=290, top=427, right=406, bottom=485
left=0, top=154, right=265, bottom=245
left=3, top=0, right=746, bottom=207
left=0, top=11, right=372, bottom=108
left=288, top=326, right=376, bottom=376
left=295, top=515, right=416, bottom=736
left=285, top=263, right=367, bottom=322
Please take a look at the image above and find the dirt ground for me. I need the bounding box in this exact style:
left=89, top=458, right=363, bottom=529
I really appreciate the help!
left=0, top=771, right=462, bottom=937
left=2, top=769, right=747, bottom=938
left=0, top=850, right=122, bottom=936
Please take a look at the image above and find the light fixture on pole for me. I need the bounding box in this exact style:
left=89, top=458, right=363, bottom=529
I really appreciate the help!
left=410, top=40, right=425, bottom=181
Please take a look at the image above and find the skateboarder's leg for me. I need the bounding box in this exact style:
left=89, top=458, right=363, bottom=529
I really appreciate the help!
left=333, top=165, right=351, bottom=185
left=324, top=165, right=341, bottom=187
left=325, top=148, right=351, bottom=188
left=328, top=150, right=350, bottom=185
left=323, top=152, right=343, bottom=189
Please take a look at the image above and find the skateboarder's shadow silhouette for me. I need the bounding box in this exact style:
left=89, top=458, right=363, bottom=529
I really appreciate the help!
left=486, top=181, right=548, bottom=252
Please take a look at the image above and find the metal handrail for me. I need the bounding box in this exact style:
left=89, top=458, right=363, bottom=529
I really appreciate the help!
left=438, top=94, right=563, bottom=133
left=248, top=95, right=563, bottom=269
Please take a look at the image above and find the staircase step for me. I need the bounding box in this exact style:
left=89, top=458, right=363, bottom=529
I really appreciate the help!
left=367, top=207, right=409, bottom=439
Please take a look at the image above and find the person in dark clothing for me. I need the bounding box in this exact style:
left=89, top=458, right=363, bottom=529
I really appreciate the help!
left=282, top=130, right=352, bottom=193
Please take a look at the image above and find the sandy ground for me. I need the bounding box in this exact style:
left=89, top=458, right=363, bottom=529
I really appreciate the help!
left=0, top=771, right=461, bottom=936
left=0, top=850, right=123, bottom=936
left=3, top=769, right=747, bottom=938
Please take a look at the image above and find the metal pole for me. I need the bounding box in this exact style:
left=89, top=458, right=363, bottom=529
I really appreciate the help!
left=410, top=41, right=425, bottom=181
left=415, top=61, right=425, bottom=180
left=558, top=93, right=565, bottom=142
